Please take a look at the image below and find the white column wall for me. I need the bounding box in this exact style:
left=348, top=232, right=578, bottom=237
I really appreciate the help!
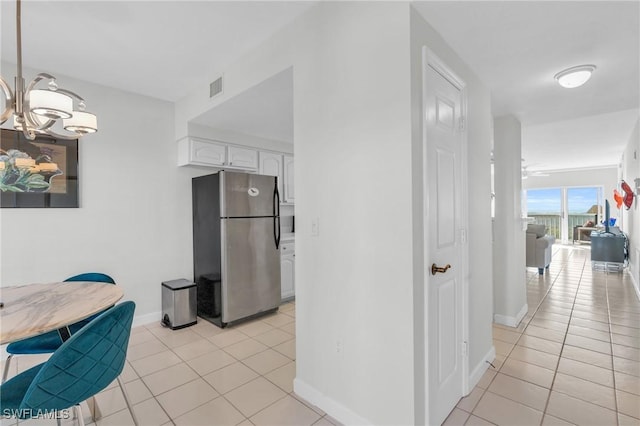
left=621, top=118, right=640, bottom=297
left=493, top=115, right=527, bottom=326
left=177, top=3, right=416, bottom=424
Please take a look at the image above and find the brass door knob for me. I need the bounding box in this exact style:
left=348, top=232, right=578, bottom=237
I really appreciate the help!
left=431, top=263, right=452, bottom=275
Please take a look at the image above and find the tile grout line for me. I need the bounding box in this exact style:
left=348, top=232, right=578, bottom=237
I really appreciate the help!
left=604, top=269, right=621, bottom=426
left=467, top=249, right=575, bottom=423
left=538, top=246, right=587, bottom=422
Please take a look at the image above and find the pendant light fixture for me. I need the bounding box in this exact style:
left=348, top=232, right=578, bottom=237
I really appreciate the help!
left=0, top=0, right=97, bottom=140
left=554, top=65, right=596, bottom=89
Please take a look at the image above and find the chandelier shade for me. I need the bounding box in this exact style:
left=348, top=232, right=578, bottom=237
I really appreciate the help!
left=63, top=111, right=98, bottom=134
left=29, top=89, right=74, bottom=119
left=0, top=0, right=97, bottom=140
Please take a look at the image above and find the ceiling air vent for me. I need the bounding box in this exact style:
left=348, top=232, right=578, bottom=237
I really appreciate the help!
left=210, top=76, right=223, bottom=98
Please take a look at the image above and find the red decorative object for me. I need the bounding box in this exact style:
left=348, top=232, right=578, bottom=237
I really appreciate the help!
left=621, top=180, right=634, bottom=210
left=613, top=189, right=624, bottom=209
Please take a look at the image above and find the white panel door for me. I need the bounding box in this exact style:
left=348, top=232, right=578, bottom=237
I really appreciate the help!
left=426, top=63, right=464, bottom=426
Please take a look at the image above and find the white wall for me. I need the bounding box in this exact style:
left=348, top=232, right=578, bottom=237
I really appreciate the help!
left=620, top=118, right=640, bottom=296
left=0, top=64, right=205, bottom=324
left=176, top=3, right=417, bottom=424
left=410, top=8, right=494, bottom=422
left=296, top=5, right=415, bottom=424
left=188, top=123, right=293, bottom=155
left=492, top=116, right=527, bottom=326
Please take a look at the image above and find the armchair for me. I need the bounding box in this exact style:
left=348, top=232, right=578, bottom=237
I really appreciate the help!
left=526, top=224, right=555, bottom=274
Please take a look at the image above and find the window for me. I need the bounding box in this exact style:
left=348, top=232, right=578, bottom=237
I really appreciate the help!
left=525, top=186, right=603, bottom=242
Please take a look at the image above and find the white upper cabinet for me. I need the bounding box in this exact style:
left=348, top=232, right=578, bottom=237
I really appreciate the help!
left=259, top=152, right=284, bottom=200
left=178, top=139, right=293, bottom=203
left=178, top=138, right=257, bottom=171
left=284, top=155, right=294, bottom=203
left=179, top=138, right=227, bottom=167
left=227, top=146, right=258, bottom=170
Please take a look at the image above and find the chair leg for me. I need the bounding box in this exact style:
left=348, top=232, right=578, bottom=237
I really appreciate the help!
left=74, top=405, right=85, bottom=426
left=117, top=376, right=139, bottom=426
left=2, top=354, right=13, bottom=383
left=538, top=268, right=544, bottom=275
left=86, top=395, right=102, bottom=422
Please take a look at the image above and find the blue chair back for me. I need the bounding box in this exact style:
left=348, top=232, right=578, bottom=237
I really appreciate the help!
left=18, top=301, right=135, bottom=413
left=64, top=272, right=115, bottom=284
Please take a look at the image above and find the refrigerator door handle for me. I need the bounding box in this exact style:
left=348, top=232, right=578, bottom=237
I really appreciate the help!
left=274, top=216, right=281, bottom=249
left=273, top=179, right=281, bottom=249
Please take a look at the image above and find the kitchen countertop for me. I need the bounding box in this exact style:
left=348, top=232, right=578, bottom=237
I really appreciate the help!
left=281, top=233, right=295, bottom=242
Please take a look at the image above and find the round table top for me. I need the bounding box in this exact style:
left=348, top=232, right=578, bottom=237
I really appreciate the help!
left=0, top=282, right=124, bottom=345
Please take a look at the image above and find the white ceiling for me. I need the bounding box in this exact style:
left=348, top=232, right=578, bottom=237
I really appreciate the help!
left=2, top=1, right=639, bottom=168
left=0, top=1, right=314, bottom=102
left=413, top=1, right=640, bottom=171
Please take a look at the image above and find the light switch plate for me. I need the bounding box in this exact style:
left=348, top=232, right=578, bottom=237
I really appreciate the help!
left=311, top=217, right=319, bottom=236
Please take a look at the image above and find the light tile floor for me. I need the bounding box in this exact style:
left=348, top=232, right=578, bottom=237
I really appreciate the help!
left=3, top=244, right=639, bottom=426
left=444, top=244, right=640, bottom=426
left=1, top=301, right=340, bottom=426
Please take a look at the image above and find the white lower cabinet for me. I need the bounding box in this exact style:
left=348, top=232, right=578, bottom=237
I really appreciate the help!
left=280, top=241, right=295, bottom=300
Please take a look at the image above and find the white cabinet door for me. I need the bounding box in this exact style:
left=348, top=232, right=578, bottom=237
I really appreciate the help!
left=228, top=146, right=258, bottom=170
left=259, top=152, right=283, bottom=199
left=283, top=155, right=294, bottom=203
left=281, top=254, right=295, bottom=300
left=280, top=241, right=295, bottom=300
left=189, top=139, right=227, bottom=166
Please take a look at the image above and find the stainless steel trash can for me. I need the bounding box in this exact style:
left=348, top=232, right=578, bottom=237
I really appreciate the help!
left=162, top=279, right=197, bottom=330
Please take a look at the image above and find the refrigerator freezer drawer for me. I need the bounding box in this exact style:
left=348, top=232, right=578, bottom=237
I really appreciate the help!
left=221, top=217, right=281, bottom=323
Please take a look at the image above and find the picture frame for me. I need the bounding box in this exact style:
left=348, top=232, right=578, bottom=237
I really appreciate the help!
left=0, top=129, right=79, bottom=208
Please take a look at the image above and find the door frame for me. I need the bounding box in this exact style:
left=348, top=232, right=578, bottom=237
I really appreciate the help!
left=422, top=46, right=470, bottom=424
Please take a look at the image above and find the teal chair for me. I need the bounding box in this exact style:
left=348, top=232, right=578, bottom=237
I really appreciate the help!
left=0, top=301, right=137, bottom=426
left=2, top=273, right=116, bottom=383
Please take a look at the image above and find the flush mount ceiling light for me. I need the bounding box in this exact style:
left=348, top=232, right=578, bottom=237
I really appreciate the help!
left=554, top=65, right=596, bottom=89
left=0, top=0, right=97, bottom=140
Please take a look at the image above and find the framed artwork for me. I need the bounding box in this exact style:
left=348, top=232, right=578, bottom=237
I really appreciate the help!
left=0, top=129, right=79, bottom=208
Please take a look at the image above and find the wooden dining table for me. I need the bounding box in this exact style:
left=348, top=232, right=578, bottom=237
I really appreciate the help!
left=0, top=282, right=124, bottom=345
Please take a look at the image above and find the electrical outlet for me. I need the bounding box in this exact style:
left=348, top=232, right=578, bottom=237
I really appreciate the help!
left=311, top=217, right=319, bottom=236
left=336, top=340, right=342, bottom=354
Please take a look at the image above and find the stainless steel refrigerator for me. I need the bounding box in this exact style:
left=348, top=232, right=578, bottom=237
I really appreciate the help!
left=192, top=171, right=281, bottom=327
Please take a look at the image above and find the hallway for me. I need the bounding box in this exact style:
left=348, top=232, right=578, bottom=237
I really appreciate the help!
left=445, top=245, right=640, bottom=425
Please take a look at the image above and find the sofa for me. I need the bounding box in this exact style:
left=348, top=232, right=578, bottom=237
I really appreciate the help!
left=526, top=224, right=555, bottom=274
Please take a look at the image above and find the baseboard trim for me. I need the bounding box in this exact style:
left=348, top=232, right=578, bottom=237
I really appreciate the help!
left=294, top=378, right=372, bottom=426
left=133, top=311, right=161, bottom=328
left=630, top=271, right=640, bottom=302
left=494, top=303, right=528, bottom=328
left=467, top=346, right=496, bottom=393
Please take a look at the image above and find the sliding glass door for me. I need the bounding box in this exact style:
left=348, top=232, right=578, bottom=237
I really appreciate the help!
left=526, top=188, right=562, bottom=239
left=526, top=186, right=603, bottom=243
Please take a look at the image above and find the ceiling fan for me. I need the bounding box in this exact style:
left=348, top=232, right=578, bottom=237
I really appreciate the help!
left=521, top=165, right=550, bottom=179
